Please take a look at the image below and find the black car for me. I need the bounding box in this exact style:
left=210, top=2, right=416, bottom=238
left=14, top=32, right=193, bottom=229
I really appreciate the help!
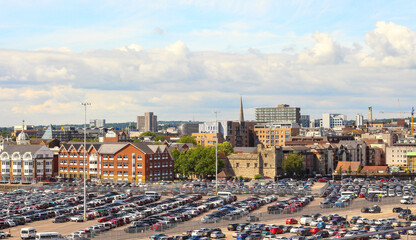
left=228, top=223, right=239, bottom=231
left=369, top=205, right=381, bottom=213
left=361, top=207, right=370, bottom=213
left=393, top=207, right=403, bottom=213
left=315, top=230, right=329, bottom=238
left=52, top=216, right=70, bottom=223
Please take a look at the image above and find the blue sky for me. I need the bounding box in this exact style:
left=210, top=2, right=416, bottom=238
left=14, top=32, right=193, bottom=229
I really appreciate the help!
left=1, top=0, right=416, bottom=126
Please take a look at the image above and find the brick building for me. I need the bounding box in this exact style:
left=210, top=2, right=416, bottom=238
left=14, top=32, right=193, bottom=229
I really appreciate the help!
left=58, top=142, right=174, bottom=183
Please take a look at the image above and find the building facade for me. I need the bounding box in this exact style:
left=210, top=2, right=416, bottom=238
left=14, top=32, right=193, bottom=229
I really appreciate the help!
left=178, top=123, right=200, bottom=136
left=321, top=113, right=347, bottom=129
left=0, top=145, right=55, bottom=182
left=386, top=145, right=416, bottom=167
left=300, top=115, right=310, bottom=128
left=58, top=142, right=173, bottom=183
left=90, top=119, right=106, bottom=128
left=192, top=133, right=224, bottom=146
left=254, top=122, right=300, bottom=147
left=356, top=114, right=364, bottom=127
left=197, top=121, right=257, bottom=147
left=137, top=112, right=158, bottom=132
left=255, top=104, right=301, bottom=124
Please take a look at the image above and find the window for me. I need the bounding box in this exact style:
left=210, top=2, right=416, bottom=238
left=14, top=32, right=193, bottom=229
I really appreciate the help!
left=117, top=171, right=122, bottom=176
left=103, top=171, right=108, bottom=176
left=137, top=163, right=142, bottom=168
left=117, top=155, right=122, bottom=160
left=103, top=162, right=108, bottom=167
left=247, top=163, right=250, bottom=167
left=236, top=163, right=239, bottom=167
left=254, top=163, right=258, bottom=168
left=109, top=171, right=114, bottom=176
left=117, top=163, right=122, bottom=168
left=123, top=163, right=128, bottom=168
left=137, top=171, right=143, bottom=176
left=123, top=155, right=128, bottom=160
left=109, top=163, right=114, bottom=167
left=137, top=155, right=142, bottom=160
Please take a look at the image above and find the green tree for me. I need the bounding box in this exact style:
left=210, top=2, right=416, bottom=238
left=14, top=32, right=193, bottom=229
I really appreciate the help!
left=254, top=174, right=263, bottom=180
left=177, top=136, right=197, bottom=145
left=133, top=138, right=141, bottom=142
left=140, top=131, right=156, bottom=137
left=357, top=165, right=362, bottom=174
left=282, top=153, right=304, bottom=176
left=218, top=141, right=234, bottom=156
left=170, top=149, right=181, bottom=160
left=337, top=166, right=343, bottom=175
left=173, top=145, right=224, bottom=179
left=348, top=165, right=352, bottom=174
left=154, top=135, right=166, bottom=142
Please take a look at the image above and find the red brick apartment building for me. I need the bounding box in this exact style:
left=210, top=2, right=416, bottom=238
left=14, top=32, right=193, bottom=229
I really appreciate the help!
left=58, top=142, right=174, bottom=183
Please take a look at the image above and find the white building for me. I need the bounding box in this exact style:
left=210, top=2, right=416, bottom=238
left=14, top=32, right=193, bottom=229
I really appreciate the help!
left=321, top=113, right=347, bottom=129
left=386, top=145, right=416, bottom=167
left=0, top=145, right=54, bottom=182
left=356, top=114, right=364, bottom=127
left=90, top=119, right=106, bottom=128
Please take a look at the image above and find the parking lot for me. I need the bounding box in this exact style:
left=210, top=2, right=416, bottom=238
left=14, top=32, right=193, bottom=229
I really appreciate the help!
left=2, top=177, right=416, bottom=239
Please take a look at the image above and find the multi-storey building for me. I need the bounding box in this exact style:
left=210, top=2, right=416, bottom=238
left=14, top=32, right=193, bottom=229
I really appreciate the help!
left=254, top=122, right=300, bottom=147
left=255, top=104, right=301, bottom=124
left=356, top=114, right=364, bottom=127
left=137, top=112, right=158, bottom=133
left=386, top=145, right=416, bottom=167
left=300, top=115, right=310, bottom=128
left=192, top=133, right=224, bottom=146
left=90, top=119, right=106, bottom=128
left=321, top=113, right=347, bottom=129
left=0, top=145, right=55, bottom=182
left=58, top=142, right=173, bottom=183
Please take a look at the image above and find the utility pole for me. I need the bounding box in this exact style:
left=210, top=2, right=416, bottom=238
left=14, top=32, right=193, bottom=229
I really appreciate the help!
left=214, top=111, right=219, bottom=195
left=82, top=102, right=90, bottom=222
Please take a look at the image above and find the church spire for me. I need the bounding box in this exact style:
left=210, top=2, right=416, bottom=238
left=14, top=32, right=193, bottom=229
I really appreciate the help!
left=239, top=96, right=244, bottom=122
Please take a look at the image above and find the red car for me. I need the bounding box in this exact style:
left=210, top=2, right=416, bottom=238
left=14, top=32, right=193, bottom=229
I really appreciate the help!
left=286, top=218, right=298, bottom=224
left=98, top=217, right=111, bottom=223
left=310, top=227, right=321, bottom=234
left=318, top=178, right=328, bottom=182
left=270, top=227, right=284, bottom=234
left=334, top=234, right=345, bottom=238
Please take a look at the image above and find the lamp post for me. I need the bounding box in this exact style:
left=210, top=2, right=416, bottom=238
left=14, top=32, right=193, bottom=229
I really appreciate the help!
left=82, top=102, right=90, bottom=222
left=214, top=111, right=219, bottom=195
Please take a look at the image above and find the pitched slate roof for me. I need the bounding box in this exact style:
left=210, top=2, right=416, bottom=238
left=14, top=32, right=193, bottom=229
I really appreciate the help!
left=130, top=142, right=155, bottom=154
left=2, top=145, right=44, bottom=154
left=98, top=143, right=129, bottom=154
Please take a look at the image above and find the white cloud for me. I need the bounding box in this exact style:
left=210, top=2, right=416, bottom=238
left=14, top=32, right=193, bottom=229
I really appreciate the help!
left=360, top=21, right=416, bottom=68
left=2, top=21, right=416, bottom=126
left=298, top=31, right=345, bottom=64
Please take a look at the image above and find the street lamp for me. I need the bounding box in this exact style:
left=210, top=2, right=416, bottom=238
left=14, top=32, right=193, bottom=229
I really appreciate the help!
left=82, top=102, right=90, bottom=222
left=214, top=111, right=219, bottom=195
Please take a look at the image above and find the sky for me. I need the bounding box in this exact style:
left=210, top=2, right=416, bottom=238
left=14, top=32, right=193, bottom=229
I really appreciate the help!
left=1, top=0, right=416, bottom=127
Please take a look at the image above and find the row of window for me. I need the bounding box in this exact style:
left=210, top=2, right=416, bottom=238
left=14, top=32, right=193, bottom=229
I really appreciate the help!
left=235, top=163, right=268, bottom=168
left=1, top=161, right=51, bottom=165
left=60, top=153, right=170, bottom=160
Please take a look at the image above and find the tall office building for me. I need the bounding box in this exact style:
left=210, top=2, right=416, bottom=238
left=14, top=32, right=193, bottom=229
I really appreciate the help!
left=356, top=114, right=364, bottom=127
left=137, top=112, right=158, bottom=132
left=300, top=115, right=310, bottom=128
left=255, top=104, right=301, bottom=124
left=90, top=119, right=106, bottom=128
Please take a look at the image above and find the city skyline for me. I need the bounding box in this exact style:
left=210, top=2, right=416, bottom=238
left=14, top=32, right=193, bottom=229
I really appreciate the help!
left=1, top=1, right=416, bottom=126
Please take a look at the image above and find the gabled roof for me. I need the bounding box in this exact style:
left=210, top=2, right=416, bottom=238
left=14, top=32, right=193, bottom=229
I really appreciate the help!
left=98, top=143, right=130, bottom=154
left=131, top=142, right=155, bottom=154
left=2, top=145, right=45, bottom=154
left=234, top=147, right=257, bottom=153
left=361, top=166, right=388, bottom=173
left=335, top=161, right=361, bottom=172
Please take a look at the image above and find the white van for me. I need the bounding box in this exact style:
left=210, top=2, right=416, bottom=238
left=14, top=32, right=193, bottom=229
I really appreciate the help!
left=217, top=191, right=233, bottom=197
left=35, top=232, right=64, bottom=240
left=145, top=191, right=161, bottom=199
left=21, top=228, right=37, bottom=239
